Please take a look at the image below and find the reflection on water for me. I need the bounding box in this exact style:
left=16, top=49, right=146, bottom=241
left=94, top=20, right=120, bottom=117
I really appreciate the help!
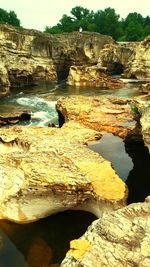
left=0, top=211, right=96, bottom=267
left=125, top=141, right=150, bottom=204
left=89, top=133, right=150, bottom=204
left=89, top=133, right=133, bottom=181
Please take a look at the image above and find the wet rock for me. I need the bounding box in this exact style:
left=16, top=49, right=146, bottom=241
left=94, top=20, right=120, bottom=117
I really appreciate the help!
left=61, top=196, right=150, bottom=267
left=0, top=122, right=127, bottom=223
left=67, top=65, right=124, bottom=88
left=56, top=95, right=140, bottom=139
left=0, top=111, right=31, bottom=126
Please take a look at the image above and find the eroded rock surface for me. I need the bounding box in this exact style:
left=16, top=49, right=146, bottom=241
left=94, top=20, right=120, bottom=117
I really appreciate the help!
left=0, top=111, right=31, bottom=126
left=56, top=95, right=140, bottom=139
left=0, top=25, right=114, bottom=90
left=98, top=37, right=150, bottom=80
left=61, top=196, right=150, bottom=267
left=67, top=65, right=124, bottom=88
left=0, top=122, right=127, bottom=223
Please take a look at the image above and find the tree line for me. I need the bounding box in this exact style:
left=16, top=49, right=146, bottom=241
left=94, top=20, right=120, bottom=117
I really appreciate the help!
left=0, top=6, right=150, bottom=41
left=45, top=6, right=150, bottom=41
left=0, top=8, right=20, bottom=27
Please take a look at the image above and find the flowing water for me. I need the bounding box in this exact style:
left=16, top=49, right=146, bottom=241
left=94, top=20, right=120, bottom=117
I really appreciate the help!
left=0, top=80, right=149, bottom=267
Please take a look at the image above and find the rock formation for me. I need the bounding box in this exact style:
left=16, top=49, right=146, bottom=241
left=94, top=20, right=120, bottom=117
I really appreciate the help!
left=98, top=36, right=150, bottom=80
left=56, top=95, right=141, bottom=139
left=139, top=83, right=150, bottom=94
left=67, top=65, right=124, bottom=88
left=0, top=122, right=127, bottom=223
left=0, top=25, right=115, bottom=94
left=0, top=64, right=10, bottom=97
left=0, top=111, right=31, bottom=126
left=61, top=196, right=150, bottom=267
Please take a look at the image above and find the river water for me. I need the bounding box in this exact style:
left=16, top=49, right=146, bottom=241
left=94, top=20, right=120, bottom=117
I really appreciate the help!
left=0, top=80, right=150, bottom=267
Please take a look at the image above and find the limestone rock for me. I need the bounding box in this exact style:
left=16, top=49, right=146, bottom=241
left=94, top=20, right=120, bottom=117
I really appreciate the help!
left=98, top=43, right=135, bottom=75
left=0, top=64, right=10, bottom=97
left=61, top=196, right=150, bottom=267
left=67, top=65, right=124, bottom=88
left=56, top=95, right=140, bottom=139
left=0, top=122, right=127, bottom=223
left=139, top=83, right=150, bottom=94
left=140, top=104, right=150, bottom=152
left=98, top=38, right=150, bottom=80
left=124, top=37, right=150, bottom=80
left=132, top=93, right=150, bottom=152
left=0, top=25, right=114, bottom=91
left=0, top=111, right=31, bottom=126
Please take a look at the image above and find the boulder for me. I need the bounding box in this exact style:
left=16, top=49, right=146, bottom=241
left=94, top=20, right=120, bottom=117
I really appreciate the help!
left=0, top=111, right=31, bottom=126
left=61, top=196, right=150, bottom=267
left=0, top=122, right=127, bottom=223
left=67, top=65, right=124, bottom=88
left=56, top=95, right=141, bottom=139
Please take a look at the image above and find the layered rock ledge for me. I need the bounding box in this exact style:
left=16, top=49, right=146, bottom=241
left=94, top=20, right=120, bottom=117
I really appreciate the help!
left=56, top=95, right=141, bottom=139
left=61, top=196, right=150, bottom=267
left=0, top=122, right=127, bottom=223
left=0, top=25, right=115, bottom=96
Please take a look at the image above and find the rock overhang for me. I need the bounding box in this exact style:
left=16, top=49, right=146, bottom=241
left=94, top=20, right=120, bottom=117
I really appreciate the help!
left=0, top=121, right=127, bottom=223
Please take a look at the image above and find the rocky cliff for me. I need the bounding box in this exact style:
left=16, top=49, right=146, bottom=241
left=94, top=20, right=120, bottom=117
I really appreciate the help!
left=0, top=25, right=115, bottom=96
left=98, top=37, right=150, bottom=80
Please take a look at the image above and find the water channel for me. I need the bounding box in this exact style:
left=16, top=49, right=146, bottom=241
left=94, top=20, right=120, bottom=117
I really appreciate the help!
left=0, top=80, right=150, bottom=266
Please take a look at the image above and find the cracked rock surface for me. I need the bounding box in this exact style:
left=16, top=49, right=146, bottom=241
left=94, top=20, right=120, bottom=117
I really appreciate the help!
left=61, top=196, right=150, bottom=267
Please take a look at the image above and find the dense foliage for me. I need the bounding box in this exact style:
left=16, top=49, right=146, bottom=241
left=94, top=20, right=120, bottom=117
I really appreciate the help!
left=45, top=6, right=150, bottom=41
left=0, top=8, right=20, bottom=27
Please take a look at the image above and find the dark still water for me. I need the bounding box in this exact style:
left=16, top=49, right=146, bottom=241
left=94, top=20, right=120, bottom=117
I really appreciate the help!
left=0, top=211, right=96, bottom=267
left=89, top=133, right=150, bottom=204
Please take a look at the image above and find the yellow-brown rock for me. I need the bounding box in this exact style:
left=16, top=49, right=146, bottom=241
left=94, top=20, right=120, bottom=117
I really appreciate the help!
left=0, top=122, right=126, bottom=223
left=56, top=95, right=140, bottom=139
left=67, top=65, right=124, bottom=88
left=61, top=196, right=150, bottom=267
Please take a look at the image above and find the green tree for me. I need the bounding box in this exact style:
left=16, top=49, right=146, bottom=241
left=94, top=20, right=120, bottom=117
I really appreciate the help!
left=93, top=8, right=122, bottom=39
left=125, top=21, right=143, bottom=41
left=0, top=8, right=20, bottom=27
left=45, top=6, right=94, bottom=33
left=8, top=10, right=20, bottom=26
left=123, top=12, right=144, bottom=40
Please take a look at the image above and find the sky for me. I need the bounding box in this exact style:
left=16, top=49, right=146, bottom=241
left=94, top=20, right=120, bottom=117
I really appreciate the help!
left=0, top=0, right=149, bottom=31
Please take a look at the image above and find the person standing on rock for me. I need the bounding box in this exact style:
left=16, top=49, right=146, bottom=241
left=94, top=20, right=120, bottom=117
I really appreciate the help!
left=79, top=26, right=83, bottom=36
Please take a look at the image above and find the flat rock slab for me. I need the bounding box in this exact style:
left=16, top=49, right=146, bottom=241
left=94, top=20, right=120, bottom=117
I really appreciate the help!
left=0, top=111, right=31, bottom=126
left=56, top=95, right=139, bottom=139
left=61, top=196, right=150, bottom=267
left=0, top=122, right=126, bottom=223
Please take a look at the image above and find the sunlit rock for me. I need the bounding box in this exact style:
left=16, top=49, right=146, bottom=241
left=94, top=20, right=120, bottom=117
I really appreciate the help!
left=98, top=37, right=150, bottom=80
left=0, top=25, right=115, bottom=91
left=67, top=65, right=124, bottom=88
left=0, top=64, right=10, bottom=97
left=61, top=196, right=150, bottom=267
left=56, top=95, right=140, bottom=139
left=0, top=122, right=127, bottom=223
